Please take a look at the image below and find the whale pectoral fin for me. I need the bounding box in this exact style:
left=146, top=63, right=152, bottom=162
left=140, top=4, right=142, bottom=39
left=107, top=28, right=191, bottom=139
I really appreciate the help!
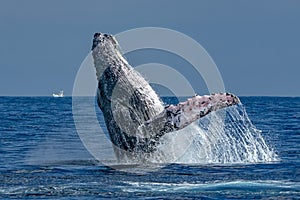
left=164, top=92, right=240, bottom=131
left=138, top=93, right=240, bottom=140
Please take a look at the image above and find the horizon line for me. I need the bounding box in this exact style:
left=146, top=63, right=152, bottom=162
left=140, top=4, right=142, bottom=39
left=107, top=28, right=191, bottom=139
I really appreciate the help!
left=0, top=95, right=300, bottom=98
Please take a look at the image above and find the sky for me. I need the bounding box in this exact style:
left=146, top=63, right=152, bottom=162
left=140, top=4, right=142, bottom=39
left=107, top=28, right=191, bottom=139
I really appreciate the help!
left=0, top=0, right=299, bottom=96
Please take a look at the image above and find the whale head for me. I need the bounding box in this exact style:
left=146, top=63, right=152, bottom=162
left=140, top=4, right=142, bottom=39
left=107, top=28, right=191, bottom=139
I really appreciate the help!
left=92, top=33, right=120, bottom=65
left=92, top=33, right=124, bottom=79
left=92, top=33, right=118, bottom=51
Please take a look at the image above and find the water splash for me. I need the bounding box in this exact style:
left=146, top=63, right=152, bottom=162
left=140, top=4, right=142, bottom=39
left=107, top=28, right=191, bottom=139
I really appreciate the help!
left=151, top=104, right=279, bottom=164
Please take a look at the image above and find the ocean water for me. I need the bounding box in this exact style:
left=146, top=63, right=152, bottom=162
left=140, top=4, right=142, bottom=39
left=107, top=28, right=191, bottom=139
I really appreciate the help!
left=0, top=96, right=299, bottom=199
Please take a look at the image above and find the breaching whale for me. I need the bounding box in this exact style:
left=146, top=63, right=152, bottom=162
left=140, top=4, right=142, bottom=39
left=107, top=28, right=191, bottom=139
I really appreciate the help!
left=91, top=33, right=240, bottom=154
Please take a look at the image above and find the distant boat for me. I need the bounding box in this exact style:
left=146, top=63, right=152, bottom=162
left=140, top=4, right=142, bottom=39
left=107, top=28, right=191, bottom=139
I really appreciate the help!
left=52, top=90, right=64, bottom=98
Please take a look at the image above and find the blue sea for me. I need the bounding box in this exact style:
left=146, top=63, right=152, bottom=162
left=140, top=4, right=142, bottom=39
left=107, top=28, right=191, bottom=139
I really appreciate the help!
left=0, top=96, right=299, bottom=199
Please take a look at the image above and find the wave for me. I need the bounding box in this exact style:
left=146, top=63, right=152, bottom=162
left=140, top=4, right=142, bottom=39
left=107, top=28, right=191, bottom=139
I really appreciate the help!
left=122, top=180, right=299, bottom=193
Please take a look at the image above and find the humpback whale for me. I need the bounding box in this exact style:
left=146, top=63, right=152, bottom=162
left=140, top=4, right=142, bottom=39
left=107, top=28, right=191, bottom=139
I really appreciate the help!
left=91, top=33, right=240, bottom=154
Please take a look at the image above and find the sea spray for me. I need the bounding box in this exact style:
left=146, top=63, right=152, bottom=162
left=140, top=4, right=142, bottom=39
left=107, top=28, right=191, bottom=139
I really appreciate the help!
left=155, top=104, right=279, bottom=164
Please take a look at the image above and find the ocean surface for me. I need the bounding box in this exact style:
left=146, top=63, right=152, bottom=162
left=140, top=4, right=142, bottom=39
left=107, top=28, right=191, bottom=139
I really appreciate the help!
left=0, top=96, right=299, bottom=199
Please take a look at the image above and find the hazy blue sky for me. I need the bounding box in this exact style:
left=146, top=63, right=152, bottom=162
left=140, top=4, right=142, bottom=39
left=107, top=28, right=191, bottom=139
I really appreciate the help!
left=0, top=0, right=299, bottom=96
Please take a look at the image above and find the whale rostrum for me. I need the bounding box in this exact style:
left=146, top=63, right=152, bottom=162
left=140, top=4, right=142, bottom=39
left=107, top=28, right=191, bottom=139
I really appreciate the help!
left=91, top=33, right=240, bottom=154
